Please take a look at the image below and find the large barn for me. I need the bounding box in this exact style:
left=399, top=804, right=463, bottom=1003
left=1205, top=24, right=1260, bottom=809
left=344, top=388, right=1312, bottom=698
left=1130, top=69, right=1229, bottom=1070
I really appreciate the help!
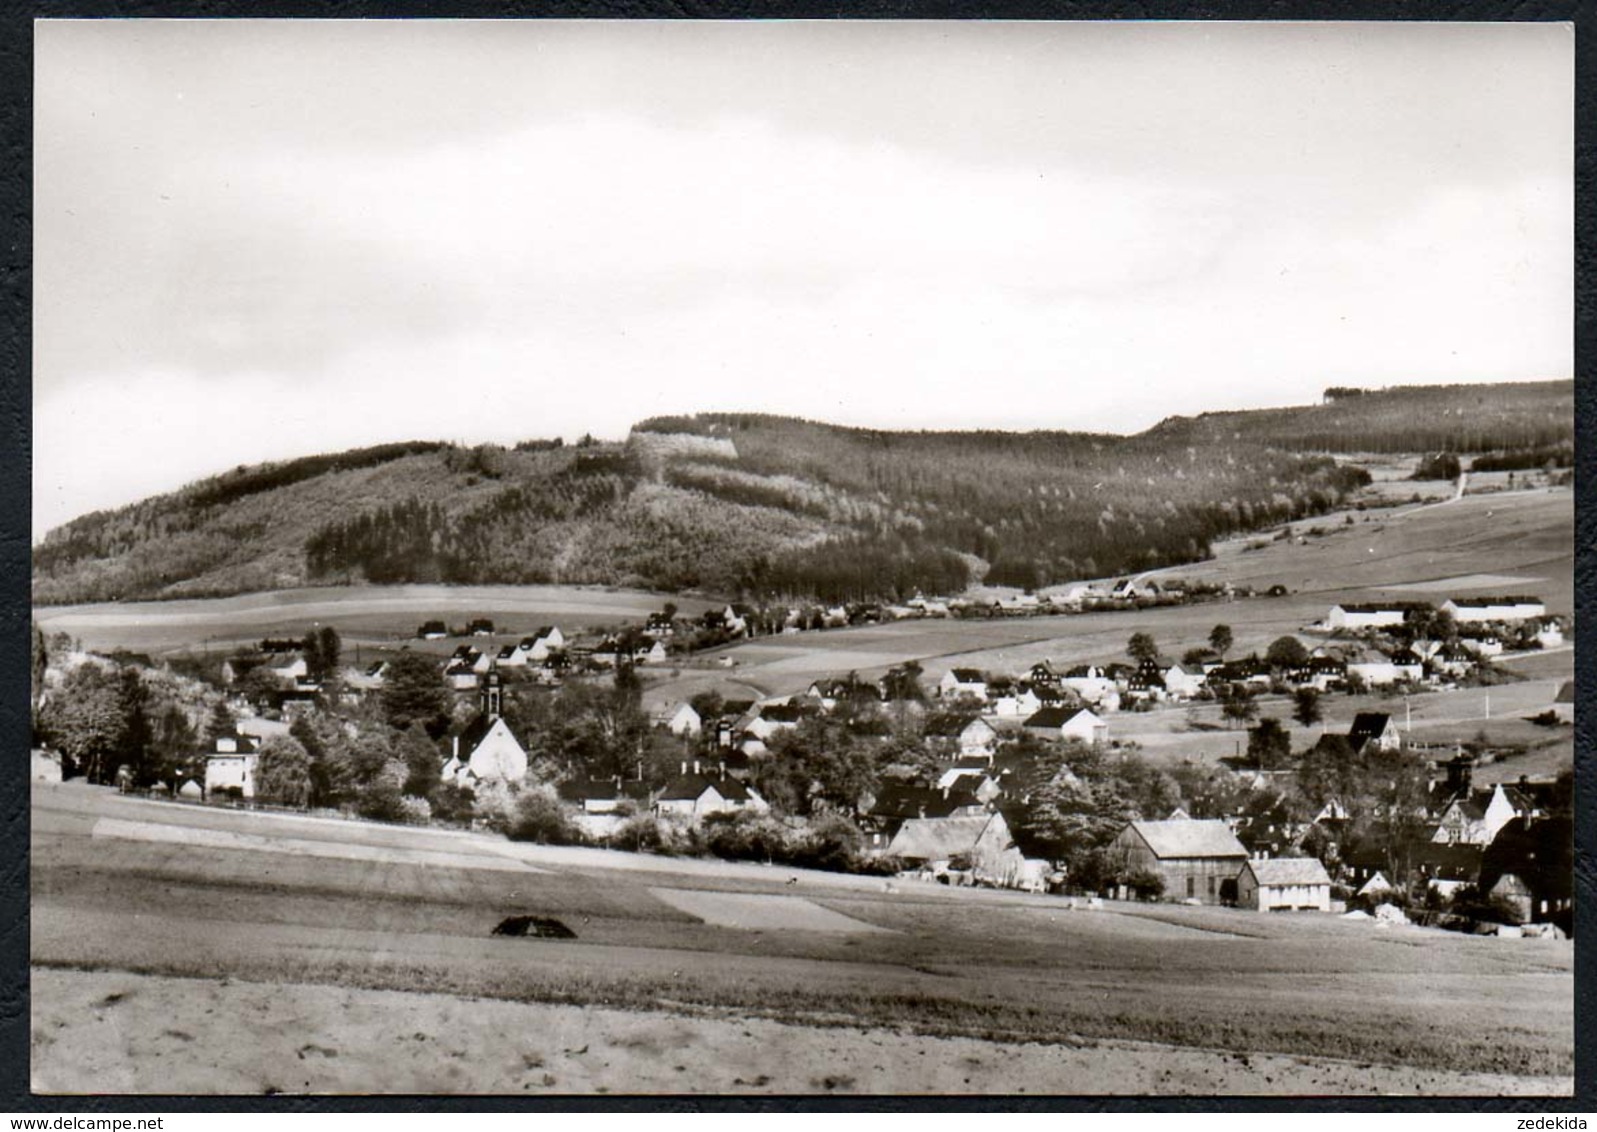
left=1108, top=819, right=1248, bottom=905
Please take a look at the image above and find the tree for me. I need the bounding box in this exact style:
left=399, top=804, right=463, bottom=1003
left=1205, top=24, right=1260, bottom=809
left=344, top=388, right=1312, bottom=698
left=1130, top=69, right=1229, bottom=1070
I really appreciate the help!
left=255, top=735, right=313, bottom=808
left=1219, top=685, right=1259, bottom=728
left=1127, top=632, right=1159, bottom=665
left=40, top=664, right=126, bottom=784
left=31, top=622, right=47, bottom=720
left=114, top=668, right=153, bottom=785
left=1247, top=718, right=1292, bottom=770
left=1265, top=635, right=1309, bottom=670
left=380, top=652, right=453, bottom=737
left=1292, top=687, right=1323, bottom=729
left=148, top=703, right=199, bottom=788
left=396, top=725, right=443, bottom=799
left=204, top=700, right=237, bottom=742
left=1208, top=624, right=1234, bottom=659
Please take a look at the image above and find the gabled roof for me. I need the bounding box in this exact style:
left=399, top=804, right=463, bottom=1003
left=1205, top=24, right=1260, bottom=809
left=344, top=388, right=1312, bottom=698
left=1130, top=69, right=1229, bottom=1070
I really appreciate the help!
left=887, top=814, right=1002, bottom=862
left=1348, top=712, right=1393, bottom=750
left=948, top=668, right=986, bottom=684
left=1126, top=819, right=1246, bottom=860
left=1024, top=706, right=1097, bottom=730
left=1244, top=857, right=1332, bottom=886
left=456, top=713, right=512, bottom=755
left=1446, top=595, right=1543, bottom=608
left=1555, top=681, right=1575, bottom=704
left=657, top=771, right=753, bottom=803
left=924, top=714, right=981, bottom=739
left=870, top=782, right=982, bottom=819
left=758, top=702, right=807, bottom=724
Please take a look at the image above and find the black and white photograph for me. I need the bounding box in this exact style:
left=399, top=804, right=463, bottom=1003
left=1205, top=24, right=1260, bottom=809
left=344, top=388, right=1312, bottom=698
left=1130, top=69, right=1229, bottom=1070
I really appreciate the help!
left=27, top=18, right=1575, bottom=1096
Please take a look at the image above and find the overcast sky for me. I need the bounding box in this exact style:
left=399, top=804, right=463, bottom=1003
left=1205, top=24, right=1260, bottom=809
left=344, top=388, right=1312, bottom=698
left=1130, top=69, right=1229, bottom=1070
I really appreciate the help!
left=33, top=20, right=1572, bottom=540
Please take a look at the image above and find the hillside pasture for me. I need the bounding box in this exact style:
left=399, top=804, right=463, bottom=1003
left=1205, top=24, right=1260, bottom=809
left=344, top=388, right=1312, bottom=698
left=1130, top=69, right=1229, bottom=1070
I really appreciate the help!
left=644, top=486, right=1572, bottom=706
left=32, top=584, right=709, bottom=656
left=31, top=785, right=1574, bottom=1094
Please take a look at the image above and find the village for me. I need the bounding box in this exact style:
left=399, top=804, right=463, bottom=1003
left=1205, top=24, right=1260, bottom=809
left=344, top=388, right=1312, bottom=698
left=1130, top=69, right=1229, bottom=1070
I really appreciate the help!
left=30, top=580, right=1574, bottom=939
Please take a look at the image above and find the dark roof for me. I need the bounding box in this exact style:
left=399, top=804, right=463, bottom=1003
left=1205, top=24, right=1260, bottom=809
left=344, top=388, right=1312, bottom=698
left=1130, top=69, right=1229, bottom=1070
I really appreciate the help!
left=721, top=699, right=755, bottom=717
left=1347, top=712, right=1393, bottom=750
left=1336, top=601, right=1433, bottom=613
left=1446, top=596, right=1543, bottom=607
left=657, top=771, right=753, bottom=803
left=1479, top=816, right=1571, bottom=901
left=558, top=778, right=625, bottom=803
left=870, top=782, right=982, bottom=820
left=1555, top=681, right=1575, bottom=704
left=210, top=732, right=257, bottom=755
left=924, top=714, right=981, bottom=739
left=454, top=713, right=512, bottom=755
left=1024, top=706, right=1093, bottom=730
left=758, top=703, right=807, bottom=724
left=949, top=668, right=986, bottom=683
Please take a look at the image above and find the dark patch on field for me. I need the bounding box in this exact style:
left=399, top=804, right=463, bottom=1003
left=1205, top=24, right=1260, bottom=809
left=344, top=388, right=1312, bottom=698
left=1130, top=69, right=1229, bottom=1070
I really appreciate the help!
left=493, top=915, right=576, bottom=939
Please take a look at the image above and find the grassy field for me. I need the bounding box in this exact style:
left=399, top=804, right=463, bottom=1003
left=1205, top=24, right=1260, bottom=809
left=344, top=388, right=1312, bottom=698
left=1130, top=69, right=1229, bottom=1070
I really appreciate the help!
left=31, top=784, right=1574, bottom=1094
left=32, top=584, right=715, bottom=656
left=635, top=486, right=1572, bottom=706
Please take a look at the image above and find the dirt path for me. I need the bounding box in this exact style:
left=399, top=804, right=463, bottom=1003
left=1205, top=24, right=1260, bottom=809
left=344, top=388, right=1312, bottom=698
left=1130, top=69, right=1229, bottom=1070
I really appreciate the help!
left=31, top=969, right=1571, bottom=1097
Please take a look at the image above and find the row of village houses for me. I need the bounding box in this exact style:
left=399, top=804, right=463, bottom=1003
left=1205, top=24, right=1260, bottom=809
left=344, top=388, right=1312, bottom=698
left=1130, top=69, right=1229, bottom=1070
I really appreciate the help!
left=186, top=646, right=1573, bottom=931
left=218, top=587, right=1562, bottom=715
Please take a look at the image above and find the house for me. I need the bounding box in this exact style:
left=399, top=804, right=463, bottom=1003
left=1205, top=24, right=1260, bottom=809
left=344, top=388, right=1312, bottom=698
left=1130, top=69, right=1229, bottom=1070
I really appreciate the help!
left=1058, top=665, right=1115, bottom=706
left=939, top=669, right=989, bottom=702
left=884, top=811, right=1024, bottom=882
left=1028, top=661, right=1062, bottom=688
left=1283, top=655, right=1347, bottom=691
left=1162, top=662, right=1207, bottom=699
left=1347, top=712, right=1401, bottom=754
left=203, top=731, right=260, bottom=799
left=934, top=767, right=1003, bottom=805
left=987, top=681, right=1042, bottom=718
left=654, top=762, right=767, bottom=823
left=1344, top=649, right=1413, bottom=688
left=441, top=672, right=527, bottom=786
left=1235, top=857, right=1333, bottom=912
left=517, top=627, right=565, bottom=661
left=925, top=715, right=999, bottom=758
left=418, top=620, right=448, bottom=640
left=1022, top=706, right=1108, bottom=747
left=1106, top=820, right=1248, bottom=904
left=1440, top=596, right=1547, bottom=625
left=1324, top=602, right=1430, bottom=631
left=745, top=702, right=807, bottom=741
left=1478, top=815, right=1572, bottom=927
left=864, top=781, right=988, bottom=846
left=468, top=618, right=495, bottom=636
left=661, top=702, right=702, bottom=738
left=1535, top=621, right=1565, bottom=649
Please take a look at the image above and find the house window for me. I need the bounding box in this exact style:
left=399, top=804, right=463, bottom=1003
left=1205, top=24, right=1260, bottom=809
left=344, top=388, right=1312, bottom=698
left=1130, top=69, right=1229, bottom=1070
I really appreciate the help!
left=1208, top=876, right=1217, bottom=896
left=1186, top=877, right=1195, bottom=898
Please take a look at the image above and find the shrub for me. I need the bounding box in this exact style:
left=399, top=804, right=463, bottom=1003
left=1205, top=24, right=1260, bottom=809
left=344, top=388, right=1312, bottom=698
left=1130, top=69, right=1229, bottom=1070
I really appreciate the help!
left=1127, top=868, right=1166, bottom=902
left=506, top=787, right=585, bottom=845
left=397, top=795, right=433, bottom=825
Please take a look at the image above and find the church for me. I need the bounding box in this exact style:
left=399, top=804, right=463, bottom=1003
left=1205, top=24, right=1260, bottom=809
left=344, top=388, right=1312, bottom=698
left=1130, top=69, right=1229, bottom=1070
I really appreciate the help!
left=441, top=670, right=528, bottom=787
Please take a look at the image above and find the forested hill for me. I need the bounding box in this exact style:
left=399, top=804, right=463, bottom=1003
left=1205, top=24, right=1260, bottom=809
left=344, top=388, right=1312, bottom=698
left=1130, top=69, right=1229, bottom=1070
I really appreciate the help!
left=1142, top=380, right=1573, bottom=454
left=33, top=381, right=1570, bottom=606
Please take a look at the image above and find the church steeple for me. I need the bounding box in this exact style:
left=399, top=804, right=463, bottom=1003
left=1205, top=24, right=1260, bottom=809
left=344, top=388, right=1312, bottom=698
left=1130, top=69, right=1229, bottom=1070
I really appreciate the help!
left=481, top=670, right=502, bottom=720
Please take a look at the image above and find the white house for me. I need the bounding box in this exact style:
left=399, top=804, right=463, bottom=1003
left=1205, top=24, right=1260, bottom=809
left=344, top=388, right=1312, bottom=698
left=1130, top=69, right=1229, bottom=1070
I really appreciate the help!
left=1059, top=666, right=1116, bottom=707
left=1440, top=596, right=1546, bottom=624
left=987, top=685, right=1042, bottom=718
left=204, top=732, right=259, bottom=798
left=1325, top=603, right=1423, bottom=631
left=1535, top=622, right=1565, bottom=649
left=662, top=702, right=702, bottom=738
left=939, top=668, right=989, bottom=702
left=1023, top=706, right=1108, bottom=746
left=1162, top=663, right=1207, bottom=699
left=654, top=763, right=767, bottom=824
left=1236, top=857, right=1333, bottom=912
